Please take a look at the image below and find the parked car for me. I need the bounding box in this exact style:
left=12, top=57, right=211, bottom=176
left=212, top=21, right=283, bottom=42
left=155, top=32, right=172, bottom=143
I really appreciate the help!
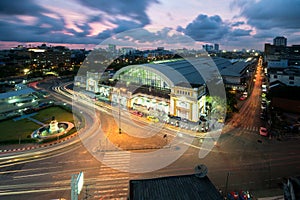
left=260, top=111, right=267, bottom=120
left=239, top=190, right=252, bottom=200
left=260, top=114, right=267, bottom=121
left=259, top=127, right=268, bottom=136
left=240, top=96, right=247, bottom=100
left=227, top=191, right=239, bottom=200
left=201, top=123, right=209, bottom=132
left=218, top=117, right=225, bottom=123
left=228, top=190, right=252, bottom=200
left=131, top=110, right=143, bottom=117
left=147, top=115, right=159, bottom=122
left=168, top=115, right=181, bottom=121
left=261, top=102, right=267, bottom=110
left=199, top=116, right=207, bottom=122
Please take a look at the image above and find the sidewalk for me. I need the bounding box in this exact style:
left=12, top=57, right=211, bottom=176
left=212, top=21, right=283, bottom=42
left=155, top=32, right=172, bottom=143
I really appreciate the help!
left=0, top=131, right=79, bottom=154
left=251, top=188, right=284, bottom=200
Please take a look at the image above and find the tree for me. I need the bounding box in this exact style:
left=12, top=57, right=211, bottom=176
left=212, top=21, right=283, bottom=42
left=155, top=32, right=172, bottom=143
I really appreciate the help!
left=205, top=95, right=227, bottom=119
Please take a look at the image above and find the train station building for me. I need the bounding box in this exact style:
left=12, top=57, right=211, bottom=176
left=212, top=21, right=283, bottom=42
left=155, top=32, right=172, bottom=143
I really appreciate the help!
left=110, top=58, right=209, bottom=122
left=76, top=56, right=256, bottom=123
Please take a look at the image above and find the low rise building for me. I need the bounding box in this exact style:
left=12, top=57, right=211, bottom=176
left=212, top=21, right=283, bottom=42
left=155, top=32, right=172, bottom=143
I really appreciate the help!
left=128, top=165, right=223, bottom=200
left=268, top=66, right=300, bottom=87
left=0, top=84, right=39, bottom=116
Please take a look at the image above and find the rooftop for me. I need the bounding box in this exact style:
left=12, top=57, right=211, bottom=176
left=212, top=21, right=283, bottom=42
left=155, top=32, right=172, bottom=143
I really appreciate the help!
left=0, top=87, right=35, bottom=100
left=129, top=173, right=222, bottom=200
left=220, top=61, right=250, bottom=77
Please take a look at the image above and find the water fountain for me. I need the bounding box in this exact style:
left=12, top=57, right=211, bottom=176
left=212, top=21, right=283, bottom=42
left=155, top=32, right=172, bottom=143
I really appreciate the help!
left=32, top=116, right=74, bottom=139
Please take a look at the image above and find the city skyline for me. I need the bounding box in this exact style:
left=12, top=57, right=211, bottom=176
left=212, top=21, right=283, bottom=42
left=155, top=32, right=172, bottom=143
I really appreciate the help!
left=0, top=0, right=300, bottom=51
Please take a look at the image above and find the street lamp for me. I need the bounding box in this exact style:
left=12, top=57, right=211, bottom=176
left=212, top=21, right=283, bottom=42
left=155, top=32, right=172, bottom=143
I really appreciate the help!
left=224, top=172, right=230, bottom=197
left=119, top=89, right=121, bottom=134
left=118, top=87, right=126, bottom=134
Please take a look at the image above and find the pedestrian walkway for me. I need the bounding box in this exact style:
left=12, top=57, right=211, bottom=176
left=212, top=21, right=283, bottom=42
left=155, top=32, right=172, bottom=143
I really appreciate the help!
left=93, top=151, right=130, bottom=199
left=27, top=117, right=45, bottom=126
left=13, top=112, right=37, bottom=121
left=13, top=112, right=45, bottom=126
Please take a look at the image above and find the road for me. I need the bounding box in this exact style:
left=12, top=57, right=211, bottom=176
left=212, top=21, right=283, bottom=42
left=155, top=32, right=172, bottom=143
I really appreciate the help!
left=0, top=64, right=300, bottom=199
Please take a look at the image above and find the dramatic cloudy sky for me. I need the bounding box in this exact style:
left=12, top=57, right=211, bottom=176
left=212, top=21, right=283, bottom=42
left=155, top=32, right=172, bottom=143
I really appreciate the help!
left=0, top=0, right=300, bottom=50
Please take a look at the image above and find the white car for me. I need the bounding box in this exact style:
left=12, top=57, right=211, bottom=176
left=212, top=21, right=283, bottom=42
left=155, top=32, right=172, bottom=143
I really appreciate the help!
left=261, top=102, right=267, bottom=109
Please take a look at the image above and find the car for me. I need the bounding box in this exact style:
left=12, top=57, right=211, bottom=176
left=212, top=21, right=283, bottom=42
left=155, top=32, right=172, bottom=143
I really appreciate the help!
left=147, top=115, right=159, bottom=122
left=260, top=114, right=267, bottom=121
left=201, top=123, right=209, bottom=132
left=199, top=116, right=207, bottom=122
left=227, top=191, right=239, bottom=200
left=261, top=102, right=267, bottom=109
left=218, top=117, right=225, bottom=123
left=131, top=110, right=143, bottom=117
left=259, top=127, right=268, bottom=136
left=180, top=123, right=189, bottom=129
left=239, top=190, right=252, bottom=200
left=240, top=96, right=247, bottom=100
left=182, top=118, right=189, bottom=123
left=168, top=115, right=181, bottom=121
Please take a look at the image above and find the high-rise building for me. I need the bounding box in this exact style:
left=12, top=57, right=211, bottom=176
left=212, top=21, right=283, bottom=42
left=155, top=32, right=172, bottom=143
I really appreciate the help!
left=214, top=44, right=219, bottom=51
left=273, top=36, right=287, bottom=46
left=202, top=44, right=213, bottom=52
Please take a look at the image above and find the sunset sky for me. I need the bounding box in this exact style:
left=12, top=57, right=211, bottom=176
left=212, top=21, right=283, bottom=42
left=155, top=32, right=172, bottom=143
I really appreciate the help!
left=0, top=0, right=300, bottom=50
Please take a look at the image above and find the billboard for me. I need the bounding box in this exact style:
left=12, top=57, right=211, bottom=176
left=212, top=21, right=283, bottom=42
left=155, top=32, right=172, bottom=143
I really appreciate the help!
left=77, top=171, right=84, bottom=195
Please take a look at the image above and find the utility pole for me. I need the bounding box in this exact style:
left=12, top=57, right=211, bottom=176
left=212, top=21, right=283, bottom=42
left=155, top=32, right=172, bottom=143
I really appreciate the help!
left=224, top=172, right=230, bottom=198
left=119, top=89, right=121, bottom=134
left=118, top=74, right=121, bottom=134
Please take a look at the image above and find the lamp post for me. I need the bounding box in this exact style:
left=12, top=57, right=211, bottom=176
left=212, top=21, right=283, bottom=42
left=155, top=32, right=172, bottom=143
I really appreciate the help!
left=224, top=172, right=230, bottom=198
left=119, top=89, right=121, bottom=134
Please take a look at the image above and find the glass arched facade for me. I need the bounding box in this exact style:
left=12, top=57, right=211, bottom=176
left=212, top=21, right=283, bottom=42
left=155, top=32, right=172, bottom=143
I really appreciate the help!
left=117, top=67, right=170, bottom=90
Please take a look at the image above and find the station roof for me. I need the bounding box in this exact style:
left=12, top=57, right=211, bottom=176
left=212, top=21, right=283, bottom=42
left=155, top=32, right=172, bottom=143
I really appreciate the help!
left=220, top=60, right=251, bottom=77
left=145, top=59, right=206, bottom=87
left=129, top=174, right=223, bottom=200
left=117, top=56, right=232, bottom=88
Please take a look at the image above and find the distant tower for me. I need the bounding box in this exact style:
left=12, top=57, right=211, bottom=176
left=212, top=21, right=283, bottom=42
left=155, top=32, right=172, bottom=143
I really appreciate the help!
left=214, top=44, right=219, bottom=51
left=273, top=36, right=287, bottom=46
left=202, top=44, right=213, bottom=51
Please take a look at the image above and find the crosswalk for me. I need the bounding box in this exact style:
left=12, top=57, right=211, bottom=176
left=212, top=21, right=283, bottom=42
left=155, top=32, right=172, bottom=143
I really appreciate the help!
left=223, top=124, right=260, bottom=133
left=240, top=126, right=259, bottom=132
left=93, top=151, right=131, bottom=199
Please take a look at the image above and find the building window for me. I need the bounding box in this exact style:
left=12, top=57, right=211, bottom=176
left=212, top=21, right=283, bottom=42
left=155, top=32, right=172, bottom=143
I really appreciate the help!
left=289, top=76, right=294, bottom=80
left=273, top=75, right=277, bottom=79
left=289, top=81, right=294, bottom=85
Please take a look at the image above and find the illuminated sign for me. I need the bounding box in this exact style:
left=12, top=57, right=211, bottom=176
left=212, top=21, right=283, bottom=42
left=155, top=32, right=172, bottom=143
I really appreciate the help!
left=76, top=172, right=84, bottom=195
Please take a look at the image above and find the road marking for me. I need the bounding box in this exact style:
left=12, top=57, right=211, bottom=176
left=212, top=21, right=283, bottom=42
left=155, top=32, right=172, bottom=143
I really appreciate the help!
left=93, top=152, right=130, bottom=199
